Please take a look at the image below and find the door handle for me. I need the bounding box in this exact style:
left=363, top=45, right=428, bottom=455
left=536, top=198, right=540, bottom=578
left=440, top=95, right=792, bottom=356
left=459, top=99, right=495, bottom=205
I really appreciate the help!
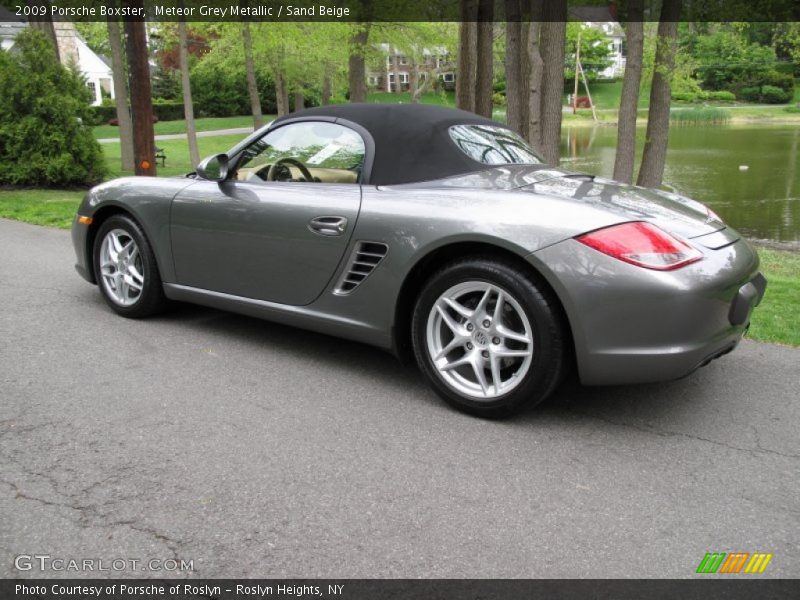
left=308, top=216, right=348, bottom=236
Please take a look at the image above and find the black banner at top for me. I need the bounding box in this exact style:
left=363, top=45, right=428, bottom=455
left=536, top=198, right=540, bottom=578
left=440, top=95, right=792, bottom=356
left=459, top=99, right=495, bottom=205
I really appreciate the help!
left=1, top=0, right=800, bottom=22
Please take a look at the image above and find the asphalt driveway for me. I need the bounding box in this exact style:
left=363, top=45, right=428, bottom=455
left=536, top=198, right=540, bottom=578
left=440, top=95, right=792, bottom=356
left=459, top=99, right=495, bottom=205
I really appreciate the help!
left=1, top=218, right=798, bottom=578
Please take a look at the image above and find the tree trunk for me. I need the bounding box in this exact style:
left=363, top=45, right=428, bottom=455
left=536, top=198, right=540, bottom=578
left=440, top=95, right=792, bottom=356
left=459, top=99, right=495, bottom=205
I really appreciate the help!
left=242, top=21, right=263, bottom=129
left=456, top=1, right=477, bottom=112
left=474, top=0, right=494, bottom=118
left=124, top=14, right=156, bottom=176
left=612, top=6, right=644, bottom=184
left=348, top=25, right=369, bottom=103
left=275, top=73, right=290, bottom=116
left=321, top=63, right=332, bottom=105
left=294, top=90, right=305, bottom=112
left=505, top=0, right=524, bottom=135
left=178, top=20, right=200, bottom=168
left=106, top=18, right=134, bottom=172
left=527, top=1, right=544, bottom=152
left=393, top=53, right=403, bottom=93
left=637, top=0, right=682, bottom=188
left=409, top=59, right=420, bottom=102
left=538, top=2, right=567, bottom=165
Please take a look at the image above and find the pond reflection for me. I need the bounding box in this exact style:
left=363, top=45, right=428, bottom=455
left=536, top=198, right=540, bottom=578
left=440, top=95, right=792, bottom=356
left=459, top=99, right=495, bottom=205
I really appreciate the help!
left=561, top=124, right=800, bottom=243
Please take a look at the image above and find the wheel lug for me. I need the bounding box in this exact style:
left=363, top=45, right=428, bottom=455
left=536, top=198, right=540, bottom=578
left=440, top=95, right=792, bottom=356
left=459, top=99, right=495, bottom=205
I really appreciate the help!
left=492, top=337, right=500, bottom=344
left=481, top=350, right=489, bottom=358
left=482, top=320, right=491, bottom=328
left=466, top=323, right=474, bottom=332
left=466, top=342, right=473, bottom=350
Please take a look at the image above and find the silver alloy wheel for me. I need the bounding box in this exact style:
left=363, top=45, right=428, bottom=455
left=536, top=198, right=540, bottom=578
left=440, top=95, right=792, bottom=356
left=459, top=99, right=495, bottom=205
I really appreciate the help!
left=426, top=281, right=534, bottom=400
left=99, top=228, right=144, bottom=307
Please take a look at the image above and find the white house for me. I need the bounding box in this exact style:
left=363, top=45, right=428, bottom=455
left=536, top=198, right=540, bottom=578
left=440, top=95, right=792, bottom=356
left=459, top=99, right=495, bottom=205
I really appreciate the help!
left=569, top=5, right=627, bottom=79
left=0, top=11, right=114, bottom=106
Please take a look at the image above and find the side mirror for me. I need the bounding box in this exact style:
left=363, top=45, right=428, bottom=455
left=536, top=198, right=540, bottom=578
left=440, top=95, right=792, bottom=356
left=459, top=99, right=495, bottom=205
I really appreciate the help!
left=196, top=154, right=229, bottom=182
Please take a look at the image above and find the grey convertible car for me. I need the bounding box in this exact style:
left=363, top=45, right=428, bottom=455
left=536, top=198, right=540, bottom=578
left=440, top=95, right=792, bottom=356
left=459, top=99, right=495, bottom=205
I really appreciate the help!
left=72, top=104, right=766, bottom=417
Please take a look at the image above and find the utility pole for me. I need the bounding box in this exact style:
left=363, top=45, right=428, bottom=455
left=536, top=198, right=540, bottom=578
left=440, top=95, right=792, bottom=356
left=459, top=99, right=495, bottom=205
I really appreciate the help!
left=124, top=10, right=156, bottom=176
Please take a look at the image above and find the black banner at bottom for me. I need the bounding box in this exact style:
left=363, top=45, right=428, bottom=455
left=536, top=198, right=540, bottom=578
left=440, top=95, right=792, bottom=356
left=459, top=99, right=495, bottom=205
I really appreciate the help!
left=3, top=579, right=799, bottom=600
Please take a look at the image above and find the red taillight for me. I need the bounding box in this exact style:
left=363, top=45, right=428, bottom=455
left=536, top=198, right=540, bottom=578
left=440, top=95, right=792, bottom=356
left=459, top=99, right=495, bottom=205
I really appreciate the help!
left=576, top=222, right=703, bottom=271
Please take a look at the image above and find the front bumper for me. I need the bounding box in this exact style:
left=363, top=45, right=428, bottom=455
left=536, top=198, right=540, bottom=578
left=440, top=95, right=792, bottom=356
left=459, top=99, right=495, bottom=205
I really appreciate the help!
left=529, top=236, right=766, bottom=386
left=71, top=214, right=95, bottom=283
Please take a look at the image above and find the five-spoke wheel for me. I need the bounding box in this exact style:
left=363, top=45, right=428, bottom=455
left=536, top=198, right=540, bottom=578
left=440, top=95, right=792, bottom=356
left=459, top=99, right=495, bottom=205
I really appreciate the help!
left=99, top=228, right=144, bottom=307
left=426, top=282, right=534, bottom=399
left=93, top=215, right=167, bottom=318
left=413, top=257, right=566, bottom=417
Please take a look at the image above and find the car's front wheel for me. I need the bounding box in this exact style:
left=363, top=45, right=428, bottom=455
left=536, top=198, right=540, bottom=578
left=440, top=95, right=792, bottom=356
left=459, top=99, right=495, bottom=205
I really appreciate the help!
left=93, top=214, right=167, bottom=318
left=412, top=257, right=567, bottom=417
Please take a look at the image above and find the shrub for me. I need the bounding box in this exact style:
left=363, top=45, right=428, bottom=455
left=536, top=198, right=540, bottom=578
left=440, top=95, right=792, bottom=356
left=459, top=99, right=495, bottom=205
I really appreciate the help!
left=190, top=60, right=277, bottom=117
left=761, top=85, right=792, bottom=104
left=705, top=90, right=736, bottom=102
left=738, top=86, right=762, bottom=102
left=0, top=30, right=106, bottom=186
left=492, top=92, right=507, bottom=107
left=671, top=91, right=698, bottom=102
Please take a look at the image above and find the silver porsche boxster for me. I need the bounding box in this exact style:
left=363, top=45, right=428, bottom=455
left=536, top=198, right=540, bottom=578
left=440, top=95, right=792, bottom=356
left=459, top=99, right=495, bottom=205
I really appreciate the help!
left=72, top=104, right=767, bottom=417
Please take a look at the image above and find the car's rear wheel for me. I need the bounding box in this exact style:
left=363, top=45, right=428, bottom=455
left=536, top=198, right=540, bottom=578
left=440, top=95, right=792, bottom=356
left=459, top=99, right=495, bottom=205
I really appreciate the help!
left=93, top=214, right=167, bottom=318
left=411, top=257, right=567, bottom=417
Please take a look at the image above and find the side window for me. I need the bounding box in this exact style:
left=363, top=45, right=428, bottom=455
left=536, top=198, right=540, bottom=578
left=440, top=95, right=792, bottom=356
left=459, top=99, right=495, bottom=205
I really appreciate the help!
left=236, top=121, right=366, bottom=184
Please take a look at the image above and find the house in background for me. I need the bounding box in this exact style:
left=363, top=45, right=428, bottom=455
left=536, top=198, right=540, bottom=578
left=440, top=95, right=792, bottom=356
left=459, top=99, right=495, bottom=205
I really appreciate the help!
left=0, top=11, right=114, bottom=106
left=569, top=5, right=627, bottom=79
left=367, top=44, right=456, bottom=93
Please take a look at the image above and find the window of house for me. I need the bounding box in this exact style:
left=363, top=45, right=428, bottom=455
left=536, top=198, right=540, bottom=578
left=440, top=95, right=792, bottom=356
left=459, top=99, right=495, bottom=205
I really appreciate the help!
left=399, top=73, right=409, bottom=83
left=398, top=55, right=408, bottom=65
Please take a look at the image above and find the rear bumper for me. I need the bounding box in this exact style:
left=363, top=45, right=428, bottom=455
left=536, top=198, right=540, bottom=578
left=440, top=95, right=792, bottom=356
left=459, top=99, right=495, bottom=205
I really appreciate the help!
left=529, top=236, right=766, bottom=386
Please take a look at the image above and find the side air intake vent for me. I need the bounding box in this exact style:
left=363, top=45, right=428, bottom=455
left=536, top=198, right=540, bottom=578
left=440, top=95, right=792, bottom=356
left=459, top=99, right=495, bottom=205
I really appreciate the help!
left=334, top=241, right=389, bottom=295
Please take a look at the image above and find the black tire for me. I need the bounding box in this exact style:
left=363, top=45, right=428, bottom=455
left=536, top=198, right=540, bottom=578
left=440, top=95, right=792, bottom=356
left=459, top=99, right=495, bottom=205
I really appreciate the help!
left=411, top=257, right=567, bottom=418
left=92, top=214, right=168, bottom=318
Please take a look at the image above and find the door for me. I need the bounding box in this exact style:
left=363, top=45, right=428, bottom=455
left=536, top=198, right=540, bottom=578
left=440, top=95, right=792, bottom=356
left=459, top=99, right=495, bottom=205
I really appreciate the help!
left=170, top=121, right=366, bottom=306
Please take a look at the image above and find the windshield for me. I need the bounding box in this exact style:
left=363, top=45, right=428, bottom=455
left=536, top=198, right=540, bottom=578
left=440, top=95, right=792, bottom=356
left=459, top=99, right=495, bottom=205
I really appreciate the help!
left=449, top=124, right=543, bottom=165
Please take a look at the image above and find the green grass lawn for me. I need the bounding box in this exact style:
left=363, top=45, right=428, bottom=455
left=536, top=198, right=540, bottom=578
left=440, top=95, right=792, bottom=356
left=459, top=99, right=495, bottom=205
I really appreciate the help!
left=102, top=134, right=244, bottom=178
left=747, top=248, right=800, bottom=346
left=93, top=115, right=261, bottom=140
left=0, top=189, right=85, bottom=229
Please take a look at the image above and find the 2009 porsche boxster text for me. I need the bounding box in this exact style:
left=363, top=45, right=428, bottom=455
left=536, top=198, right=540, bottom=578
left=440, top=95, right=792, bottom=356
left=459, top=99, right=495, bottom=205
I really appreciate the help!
left=72, top=104, right=766, bottom=416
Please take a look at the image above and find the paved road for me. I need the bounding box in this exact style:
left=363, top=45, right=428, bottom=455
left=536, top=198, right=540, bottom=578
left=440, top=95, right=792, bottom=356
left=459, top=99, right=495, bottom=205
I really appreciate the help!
left=1, top=218, right=798, bottom=579
left=97, top=127, right=254, bottom=144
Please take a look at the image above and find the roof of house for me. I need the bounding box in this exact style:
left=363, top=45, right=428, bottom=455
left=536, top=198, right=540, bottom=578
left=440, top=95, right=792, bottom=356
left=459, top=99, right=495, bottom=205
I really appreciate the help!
left=273, top=103, right=516, bottom=186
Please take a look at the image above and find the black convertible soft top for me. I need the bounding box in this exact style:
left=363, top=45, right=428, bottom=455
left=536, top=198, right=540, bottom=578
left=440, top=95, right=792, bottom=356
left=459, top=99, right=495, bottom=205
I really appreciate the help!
left=271, top=103, right=511, bottom=186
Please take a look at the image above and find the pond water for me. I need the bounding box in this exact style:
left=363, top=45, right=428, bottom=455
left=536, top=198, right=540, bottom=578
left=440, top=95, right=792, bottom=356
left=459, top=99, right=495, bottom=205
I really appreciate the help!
left=560, top=123, right=800, bottom=243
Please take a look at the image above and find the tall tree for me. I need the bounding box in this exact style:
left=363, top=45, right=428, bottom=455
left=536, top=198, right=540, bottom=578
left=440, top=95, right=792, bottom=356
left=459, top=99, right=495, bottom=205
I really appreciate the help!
left=124, top=14, right=156, bottom=176
left=348, top=25, right=369, bottom=103
left=456, top=1, right=477, bottom=112
left=321, top=62, right=333, bottom=105
left=242, top=21, right=263, bottom=129
left=612, top=1, right=644, bottom=183
left=27, top=1, right=60, bottom=62
left=527, top=1, right=544, bottom=152
left=474, top=0, right=494, bottom=118
left=637, top=0, right=682, bottom=187
left=538, top=2, right=567, bottom=165
left=106, top=18, right=134, bottom=172
left=505, top=0, right=525, bottom=135
left=178, top=20, right=200, bottom=168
